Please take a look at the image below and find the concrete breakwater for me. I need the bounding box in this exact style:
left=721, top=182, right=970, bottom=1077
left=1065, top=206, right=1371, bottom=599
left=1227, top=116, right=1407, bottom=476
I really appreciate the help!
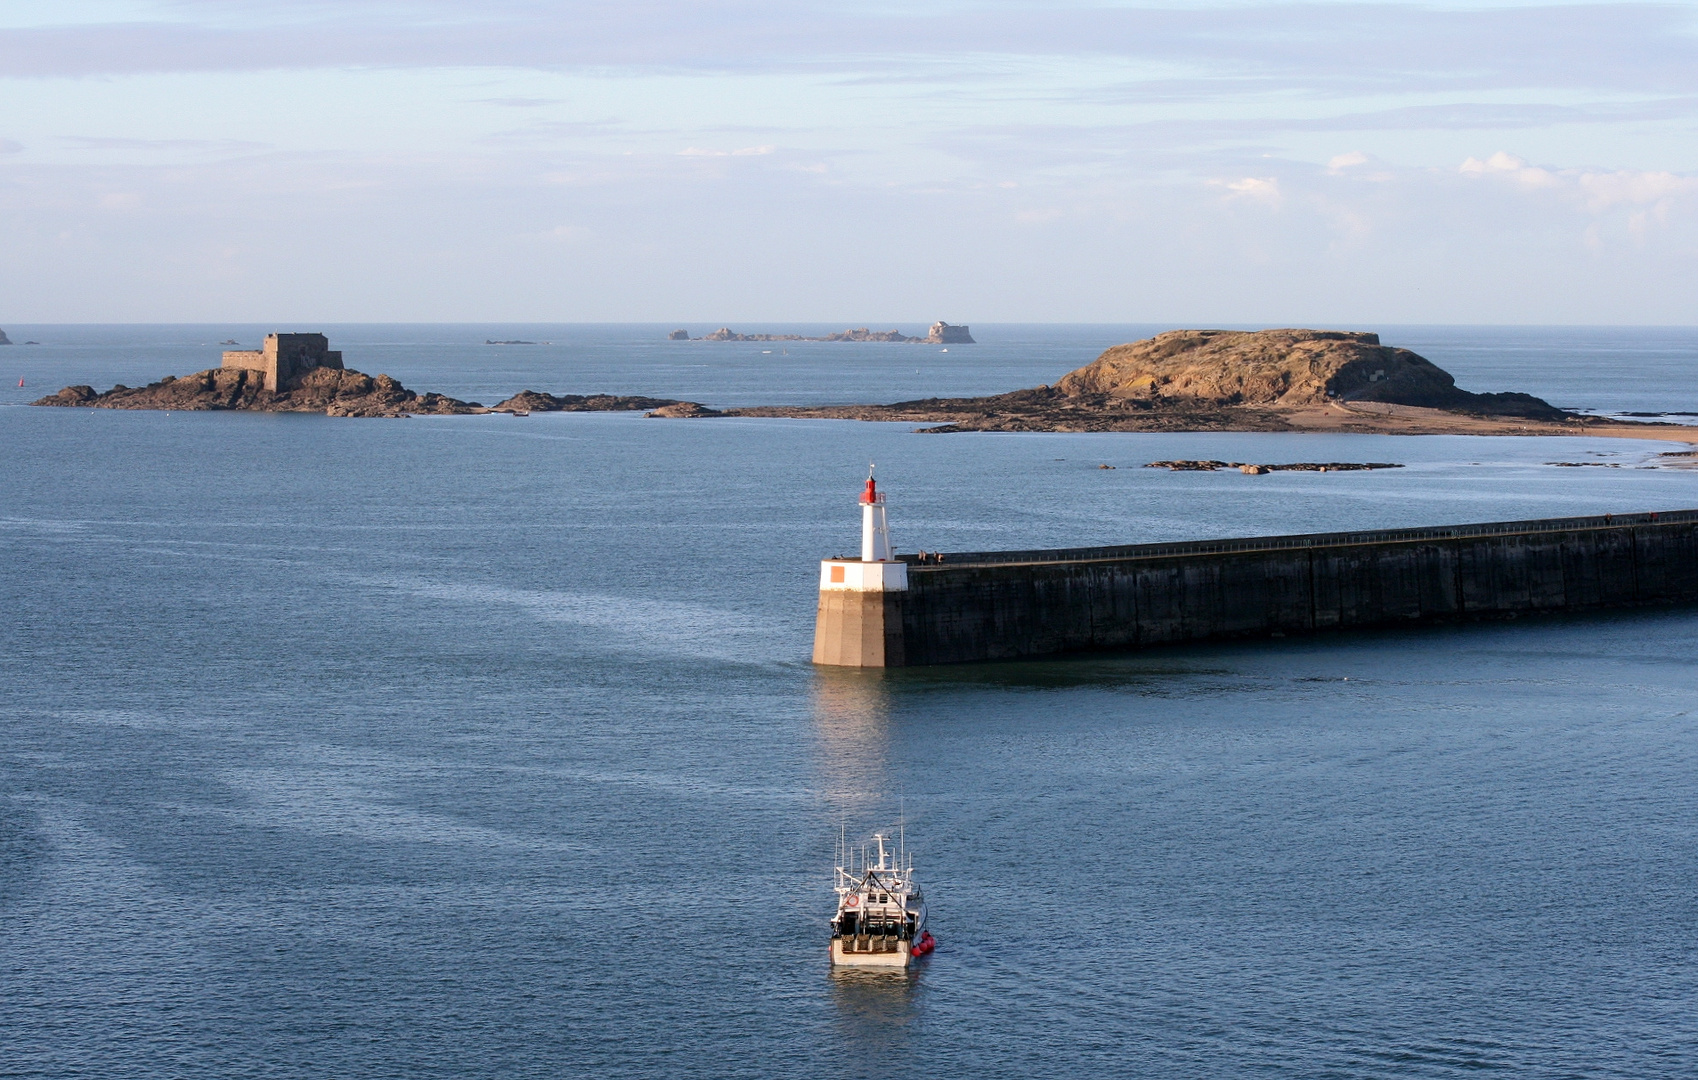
left=813, top=510, right=1698, bottom=666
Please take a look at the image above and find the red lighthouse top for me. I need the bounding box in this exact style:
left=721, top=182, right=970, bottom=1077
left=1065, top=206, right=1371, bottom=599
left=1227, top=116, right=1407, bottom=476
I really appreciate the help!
left=860, top=476, right=878, bottom=505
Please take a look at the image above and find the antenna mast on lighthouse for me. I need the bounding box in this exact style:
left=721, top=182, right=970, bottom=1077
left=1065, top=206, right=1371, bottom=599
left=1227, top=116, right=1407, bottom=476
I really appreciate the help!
left=860, top=463, right=893, bottom=563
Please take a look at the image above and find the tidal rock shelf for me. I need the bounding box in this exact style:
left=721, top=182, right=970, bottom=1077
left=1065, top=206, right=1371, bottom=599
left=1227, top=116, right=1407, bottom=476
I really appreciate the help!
left=1144, top=461, right=1404, bottom=474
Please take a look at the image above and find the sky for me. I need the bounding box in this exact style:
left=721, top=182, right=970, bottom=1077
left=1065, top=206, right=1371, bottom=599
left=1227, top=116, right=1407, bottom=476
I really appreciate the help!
left=2, top=0, right=1696, bottom=324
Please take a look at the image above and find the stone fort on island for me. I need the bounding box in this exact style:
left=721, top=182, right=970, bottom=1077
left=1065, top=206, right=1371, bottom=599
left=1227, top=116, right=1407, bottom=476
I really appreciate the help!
left=222, top=333, right=343, bottom=391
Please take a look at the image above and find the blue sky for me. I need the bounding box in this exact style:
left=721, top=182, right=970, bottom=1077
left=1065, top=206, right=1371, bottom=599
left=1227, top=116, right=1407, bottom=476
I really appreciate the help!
left=3, top=1, right=1696, bottom=323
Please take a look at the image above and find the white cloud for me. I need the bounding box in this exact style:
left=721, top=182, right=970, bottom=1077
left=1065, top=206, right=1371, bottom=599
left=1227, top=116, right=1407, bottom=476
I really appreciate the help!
left=1578, top=169, right=1697, bottom=211
left=1220, top=176, right=1281, bottom=206
left=1462, top=151, right=1698, bottom=219
left=1460, top=151, right=1558, bottom=187
left=1327, top=150, right=1368, bottom=170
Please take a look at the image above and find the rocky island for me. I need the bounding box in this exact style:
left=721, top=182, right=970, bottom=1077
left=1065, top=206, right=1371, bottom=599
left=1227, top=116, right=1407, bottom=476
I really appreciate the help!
left=32, top=332, right=484, bottom=418
left=31, top=331, right=701, bottom=419
left=710, top=328, right=1691, bottom=440
left=34, top=365, right=485, bottom=418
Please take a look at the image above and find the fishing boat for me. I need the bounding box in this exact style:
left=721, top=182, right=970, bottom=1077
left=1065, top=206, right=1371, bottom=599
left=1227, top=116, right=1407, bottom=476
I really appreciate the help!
left=830, top=828, right=933, bottom=967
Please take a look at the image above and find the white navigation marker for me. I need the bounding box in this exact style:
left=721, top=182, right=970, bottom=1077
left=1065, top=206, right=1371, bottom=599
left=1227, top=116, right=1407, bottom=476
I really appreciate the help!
left=860, top=466, right=892, bottom=563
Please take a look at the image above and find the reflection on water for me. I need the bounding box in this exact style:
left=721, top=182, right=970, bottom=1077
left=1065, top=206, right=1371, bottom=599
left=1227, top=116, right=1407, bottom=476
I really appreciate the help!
left=810, top=667, right=896, bottom=804
left=828, top=965, right=923, bottom=1049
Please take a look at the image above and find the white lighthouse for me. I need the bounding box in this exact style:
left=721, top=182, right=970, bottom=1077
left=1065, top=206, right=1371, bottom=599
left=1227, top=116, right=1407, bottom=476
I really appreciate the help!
left=813, top=470, right=909, bottom=667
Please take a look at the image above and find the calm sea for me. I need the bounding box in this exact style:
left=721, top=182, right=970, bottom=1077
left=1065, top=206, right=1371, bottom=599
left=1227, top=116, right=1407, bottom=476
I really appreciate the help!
left=3, top=325, right=1698, bottom=1078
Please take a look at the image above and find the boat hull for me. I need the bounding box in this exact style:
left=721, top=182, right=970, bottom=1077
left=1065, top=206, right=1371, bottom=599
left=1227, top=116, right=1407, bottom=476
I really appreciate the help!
left=831, top=939, right=911, bottom=968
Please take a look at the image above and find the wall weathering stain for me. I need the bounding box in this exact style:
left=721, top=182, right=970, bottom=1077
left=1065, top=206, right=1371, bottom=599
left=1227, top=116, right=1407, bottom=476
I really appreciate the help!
left=812, top=510, right=1698, bottom=667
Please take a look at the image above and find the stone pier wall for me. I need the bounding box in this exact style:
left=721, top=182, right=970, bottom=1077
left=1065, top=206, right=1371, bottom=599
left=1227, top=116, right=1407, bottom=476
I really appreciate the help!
left=837, top=510, right=1698, bottom=667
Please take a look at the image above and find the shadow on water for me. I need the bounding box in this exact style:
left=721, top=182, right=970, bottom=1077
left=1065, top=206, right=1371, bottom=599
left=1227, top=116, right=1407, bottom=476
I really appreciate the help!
left=818, top=651, right=1234, bottom=695
left=815, top=602, right=1698, bottom=698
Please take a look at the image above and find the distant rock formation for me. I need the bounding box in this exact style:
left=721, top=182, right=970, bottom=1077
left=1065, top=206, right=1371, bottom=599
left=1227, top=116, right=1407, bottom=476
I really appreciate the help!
left=34, top=366, right=479, bottom=418
left=0, top=328, right=11, bottom=345
left=822, top=328, right=919, bottom=342
left=682, top=324, right=970, bottom=343
left=700, top=328, right=807, bottom=342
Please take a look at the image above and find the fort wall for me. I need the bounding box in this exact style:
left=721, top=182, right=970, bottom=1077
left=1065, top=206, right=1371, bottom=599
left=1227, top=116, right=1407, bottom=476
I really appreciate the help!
left=221, top=333, right=343, bottom=391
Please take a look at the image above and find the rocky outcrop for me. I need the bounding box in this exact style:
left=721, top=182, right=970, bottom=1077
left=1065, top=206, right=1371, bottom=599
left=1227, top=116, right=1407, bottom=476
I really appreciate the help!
left=1055, top=329, right=1561, bottom=418
left=823, top=328, right=920, bottom=342
left=33, top=366, right=480, bottom=418
left=489, top=390, right=687, bottom=414
left=644, top=401, right=723, bottom=418
left=668, top=329, right=691, bottom=340
left=700, top=328, right=807, bottom=342
left=927, top=322, right=974, bottom=344
left=0, top=328, right=11, bottom=345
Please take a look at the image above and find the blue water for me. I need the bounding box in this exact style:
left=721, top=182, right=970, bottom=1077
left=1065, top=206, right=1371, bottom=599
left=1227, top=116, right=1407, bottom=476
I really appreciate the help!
left=4, top=326, right=1698, bottom=1078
